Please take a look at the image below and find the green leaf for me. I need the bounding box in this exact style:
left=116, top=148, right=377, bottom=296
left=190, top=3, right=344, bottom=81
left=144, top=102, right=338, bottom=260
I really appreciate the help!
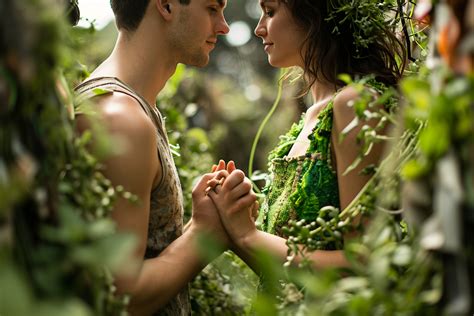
left=401, top=77, right=431, bottom=110
left=92, top=88, right=112, bottom=96
left=402, top=159, right=428, bottom=179
left=338, top=73, right=353, bottom=84
left=418, top=122, right=450, bottom=157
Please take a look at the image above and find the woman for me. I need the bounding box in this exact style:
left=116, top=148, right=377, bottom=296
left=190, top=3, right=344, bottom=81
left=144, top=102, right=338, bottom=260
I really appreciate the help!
left=207, top=0, right=406, bottom=270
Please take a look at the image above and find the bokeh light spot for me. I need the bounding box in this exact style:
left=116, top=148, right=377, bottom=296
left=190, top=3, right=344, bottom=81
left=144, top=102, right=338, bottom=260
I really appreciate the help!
left=226, top=21, right=252, bottom=47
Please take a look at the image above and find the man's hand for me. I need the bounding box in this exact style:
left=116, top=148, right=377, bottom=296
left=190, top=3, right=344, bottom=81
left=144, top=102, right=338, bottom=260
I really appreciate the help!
left=207, top=170, right=258, bottom=246
left=191, top=170, right=231, bottom=247
left=211, top=159, right=236, bottom=173
left=209, top=160, right=259, bottom=221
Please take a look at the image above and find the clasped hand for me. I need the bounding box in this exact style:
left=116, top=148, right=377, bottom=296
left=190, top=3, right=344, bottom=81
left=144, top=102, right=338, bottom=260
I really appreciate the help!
left=204, top=160, right=258, bottom=248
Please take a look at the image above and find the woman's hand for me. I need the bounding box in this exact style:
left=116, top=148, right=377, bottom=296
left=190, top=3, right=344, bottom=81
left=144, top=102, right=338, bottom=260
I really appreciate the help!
left=191, top=170, right=231, bottom=247
left=207, top=170, right=258, bottom=247
left=210, top=159, right=236, bottom=173
left=208, top=160, right=259, bottom=221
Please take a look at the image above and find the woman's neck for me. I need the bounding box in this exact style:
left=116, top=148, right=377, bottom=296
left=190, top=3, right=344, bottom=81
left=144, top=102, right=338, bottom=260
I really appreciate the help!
left=310, top=80, right=337, bottom=104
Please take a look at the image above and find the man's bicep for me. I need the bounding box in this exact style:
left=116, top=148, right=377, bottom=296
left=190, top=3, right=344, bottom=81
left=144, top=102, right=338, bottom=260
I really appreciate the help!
left=103, top=116, right=159, bottom=256
left=76, top=94, right=160, bottom=257
left=104, top=150, right=153, bottom=259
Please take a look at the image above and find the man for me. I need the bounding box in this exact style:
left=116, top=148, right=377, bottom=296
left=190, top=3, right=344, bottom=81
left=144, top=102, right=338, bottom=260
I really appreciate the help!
left=75, top=0, right=252, bottom=315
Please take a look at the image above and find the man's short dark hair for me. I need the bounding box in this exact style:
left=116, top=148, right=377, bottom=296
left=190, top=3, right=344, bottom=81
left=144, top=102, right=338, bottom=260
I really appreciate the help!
left=111, top=0, right=191, bottom=31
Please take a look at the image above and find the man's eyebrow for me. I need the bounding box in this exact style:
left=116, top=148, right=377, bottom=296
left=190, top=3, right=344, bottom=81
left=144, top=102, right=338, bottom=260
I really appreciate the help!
left=215, top=0, right=227, bottom=8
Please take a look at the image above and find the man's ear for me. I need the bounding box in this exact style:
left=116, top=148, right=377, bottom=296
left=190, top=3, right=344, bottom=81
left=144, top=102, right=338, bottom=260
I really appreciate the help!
left=155, top=0, right=173, bottom=21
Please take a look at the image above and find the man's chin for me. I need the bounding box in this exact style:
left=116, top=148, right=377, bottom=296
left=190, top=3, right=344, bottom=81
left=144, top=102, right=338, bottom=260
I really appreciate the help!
left=184, top=54, right=210, bottom=68
left=192, top=61, right=210, bottom=68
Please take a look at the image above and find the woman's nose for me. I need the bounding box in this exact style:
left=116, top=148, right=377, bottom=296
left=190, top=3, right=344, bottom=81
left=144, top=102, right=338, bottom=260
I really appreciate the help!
left=254, top=19, right=266, bottom=38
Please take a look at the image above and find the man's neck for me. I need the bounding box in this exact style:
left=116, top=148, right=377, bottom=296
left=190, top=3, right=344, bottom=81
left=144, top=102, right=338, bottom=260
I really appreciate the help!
left=90, top=30, right=178, bottom=106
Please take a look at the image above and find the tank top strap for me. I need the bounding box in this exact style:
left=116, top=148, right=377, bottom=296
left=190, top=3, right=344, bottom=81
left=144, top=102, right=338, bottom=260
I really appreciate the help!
left=77, top=77, right=166, bottom=129
left=74, top=76, right=171, bottom=191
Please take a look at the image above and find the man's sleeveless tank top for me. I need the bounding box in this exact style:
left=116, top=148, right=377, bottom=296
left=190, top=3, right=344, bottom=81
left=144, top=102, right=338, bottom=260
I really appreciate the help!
left=75, top=77, right=190, bottom=316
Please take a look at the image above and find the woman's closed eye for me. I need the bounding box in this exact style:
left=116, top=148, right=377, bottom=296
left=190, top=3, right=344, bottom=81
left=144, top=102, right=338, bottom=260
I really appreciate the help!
left=264, top=8, right=274, bottom=17
left=260, top=3, right=276, bottom=18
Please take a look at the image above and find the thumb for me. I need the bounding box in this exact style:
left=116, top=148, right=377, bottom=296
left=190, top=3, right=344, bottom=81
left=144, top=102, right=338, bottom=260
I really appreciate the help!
left=250, top=201, right=259, bottom=221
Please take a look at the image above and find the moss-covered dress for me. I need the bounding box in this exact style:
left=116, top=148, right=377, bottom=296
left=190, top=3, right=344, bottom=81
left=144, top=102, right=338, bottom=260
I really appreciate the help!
left=258, top=78, right=395, bottom=251
left=258, top=98, right=341, bottom=250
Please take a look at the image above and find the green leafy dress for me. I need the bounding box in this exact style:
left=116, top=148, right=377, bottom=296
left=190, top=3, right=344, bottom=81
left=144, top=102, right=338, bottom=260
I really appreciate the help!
left=258, top=99, right=341, bottom=250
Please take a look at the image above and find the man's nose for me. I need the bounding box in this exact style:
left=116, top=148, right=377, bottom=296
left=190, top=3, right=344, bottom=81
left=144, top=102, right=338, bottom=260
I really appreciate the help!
left=217, top=16, right=230, bottom=35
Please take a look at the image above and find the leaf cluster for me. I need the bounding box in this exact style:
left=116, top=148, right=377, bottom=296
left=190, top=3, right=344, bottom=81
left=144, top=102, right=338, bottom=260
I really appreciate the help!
left=326, top=0, right=401, bottom=54
left=0, top=1, right=133, bottom=314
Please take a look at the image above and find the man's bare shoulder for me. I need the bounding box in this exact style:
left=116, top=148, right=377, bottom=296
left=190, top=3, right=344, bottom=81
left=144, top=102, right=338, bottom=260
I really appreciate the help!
left=76, top=91, right=160, bottom=193
left=77, top=92, right=156, bottom=142
left=96, top=93, right=156, bottom=135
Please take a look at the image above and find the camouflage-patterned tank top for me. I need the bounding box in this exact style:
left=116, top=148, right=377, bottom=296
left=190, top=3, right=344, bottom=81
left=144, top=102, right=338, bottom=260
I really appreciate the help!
left=75, top=77, right=190, bottom=316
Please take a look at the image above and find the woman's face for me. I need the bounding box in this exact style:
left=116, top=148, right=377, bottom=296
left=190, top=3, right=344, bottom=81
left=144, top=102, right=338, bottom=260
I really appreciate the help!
left=254, top=0, right=306, bottom=68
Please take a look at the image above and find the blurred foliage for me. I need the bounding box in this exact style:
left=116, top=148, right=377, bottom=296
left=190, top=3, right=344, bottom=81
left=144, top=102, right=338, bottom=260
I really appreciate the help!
left=401, top=70, right=474, bottom=179
left=0, top=0, right=134, bottom=315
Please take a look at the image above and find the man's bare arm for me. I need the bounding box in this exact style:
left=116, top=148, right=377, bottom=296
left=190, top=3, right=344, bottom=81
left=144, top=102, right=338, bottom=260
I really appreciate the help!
left=76, top=94, right=226, bottom=315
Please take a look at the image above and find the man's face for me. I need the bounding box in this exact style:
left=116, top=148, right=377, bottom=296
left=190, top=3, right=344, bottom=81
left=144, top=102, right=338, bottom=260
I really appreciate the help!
left=170, top=0, right=230, bottom=67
